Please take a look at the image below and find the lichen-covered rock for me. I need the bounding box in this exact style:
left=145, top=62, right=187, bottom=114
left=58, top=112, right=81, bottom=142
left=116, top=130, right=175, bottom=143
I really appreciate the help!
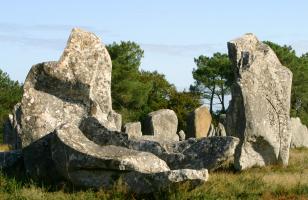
left=290, top=117, right=308, bottom=148
left=187, top=106, right=212, bottom=138
left=143, top=109, right=179, bottom=141
left=17, top=28, right=121, bottom=147
left=167, top=136, right=239, bottom=171
left=51, top=123, right=170, bottom=185
left=124, top=168, right=208, bottom=194
left=226, top=33, right=293, bottom=170
left=123, top=122, right=142, bottom=139
left=79, top=117, right=239, bottom=171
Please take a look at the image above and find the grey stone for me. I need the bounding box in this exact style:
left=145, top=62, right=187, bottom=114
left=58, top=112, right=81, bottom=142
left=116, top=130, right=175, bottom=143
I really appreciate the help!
left=167, top=136, right=239, bottom=171
left=124, top=168, right=208, bottom=194
left=178, top=130, right=186, bottom=141
left=79, top=117, right=239, bottom=171
left=51, top=123, right=170, bottom=185
left=16, top=28, right=121, bottom=148
left=63, top=166, right=208, bottom=194
left=22, top=133, right=62, bottom=183
left=226, top=33, right=293, bottom=170
left=123, top=122, right=142, bottom=139
left=290, top=117, right=308, bottom=148
left=216, top=123, right=227, bottom=137
left=187, top=105, right=212, bottom=138
left=142, top=109, right=179, bottom=141
left=207, top=124, right=216, bottom=137
left=3, top=103, right=22, bottom=149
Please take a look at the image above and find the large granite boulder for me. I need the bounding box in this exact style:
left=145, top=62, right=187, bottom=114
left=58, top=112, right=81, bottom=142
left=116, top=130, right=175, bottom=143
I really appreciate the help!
left=142, top=109, right=179, bottom=141
left=290, top=117, right=308, bottom=148
left=226, top=33, right=293, bottom=170
left=51, top=123, right=170, bottom=185
left=7, top=28, right=121, bottom=148
left=187, top=106, right=212, bottom=139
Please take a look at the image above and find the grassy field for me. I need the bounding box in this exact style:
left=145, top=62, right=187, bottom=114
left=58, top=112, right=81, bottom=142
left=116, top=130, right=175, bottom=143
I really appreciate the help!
left=0, top=148, right=307, bottom=200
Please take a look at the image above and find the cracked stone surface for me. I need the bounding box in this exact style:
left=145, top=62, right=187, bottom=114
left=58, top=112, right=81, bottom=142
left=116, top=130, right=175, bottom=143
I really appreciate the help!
left=14, top=28, right=121, bottom=148
left=226, top=33, right=293, bottom=170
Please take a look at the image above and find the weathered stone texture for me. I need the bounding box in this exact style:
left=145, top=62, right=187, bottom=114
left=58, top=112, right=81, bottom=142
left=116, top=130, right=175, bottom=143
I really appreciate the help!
left=178, top=130, right=186, bottom=141
left=123, top=122, right=142, bottom=139
left=187, top=106, right=212, bottom=138
left=17, top=28, right=121, bottom=147
left=290, top=117, right=308, bottom=148
left=226, top=33, right=293, bottom=170
left=143, top=109, right=179, bottom=141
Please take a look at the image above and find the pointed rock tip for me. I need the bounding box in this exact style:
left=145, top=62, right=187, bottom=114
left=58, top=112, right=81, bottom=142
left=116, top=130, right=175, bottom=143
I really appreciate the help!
left=229, top=33, right=259, bottom=45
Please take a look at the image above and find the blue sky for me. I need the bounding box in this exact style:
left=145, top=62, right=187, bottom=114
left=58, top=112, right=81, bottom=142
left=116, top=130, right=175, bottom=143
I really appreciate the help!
left=1, top=0, right=308, bottom=90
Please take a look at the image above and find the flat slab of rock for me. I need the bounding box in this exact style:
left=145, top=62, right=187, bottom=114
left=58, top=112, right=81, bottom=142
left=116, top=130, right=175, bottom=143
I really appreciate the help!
left=142, top=109, right=179, bottom=141
left=226, top=33, right=293, bottom=170
left=124, top=168, right=208, bottom=194
left=79, top=117, right=239, bottom=172
left=187, top=106, right=212, bottom=138
left=51, top=123, right=169, bottom=181
left=290, top=117, right=308, bottom=148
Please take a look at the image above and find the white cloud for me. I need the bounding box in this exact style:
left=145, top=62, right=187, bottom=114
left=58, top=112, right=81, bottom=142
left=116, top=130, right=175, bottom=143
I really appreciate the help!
left=140, top=43, right=227, bottom=57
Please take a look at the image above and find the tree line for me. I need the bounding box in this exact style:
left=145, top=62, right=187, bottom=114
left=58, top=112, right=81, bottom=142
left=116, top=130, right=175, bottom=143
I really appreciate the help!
left=0, top=41, right=307, bottom=142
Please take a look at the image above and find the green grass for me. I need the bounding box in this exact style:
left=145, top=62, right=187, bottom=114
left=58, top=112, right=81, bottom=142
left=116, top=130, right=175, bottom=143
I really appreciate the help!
left=0, top=148, right=308, bottom=200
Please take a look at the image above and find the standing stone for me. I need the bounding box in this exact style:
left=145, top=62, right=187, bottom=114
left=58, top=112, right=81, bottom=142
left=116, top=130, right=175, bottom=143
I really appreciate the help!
left=226, top=33, right=293, bottom=170
left=142, top=109, right=179, bottom=141
left=187, top=106, right=212, bottom=139
left=14, top=28, right=121, bottom=148
left=207, top=124, right=216, bottom=137
left=290, top=117, right=308, bottom=148
left=178, top=130, right=186, bottom=141
left=3, top=103, right=22, bottom=149
left=216, top=123, right=227, bottom=137
left=123, top=122, right=142, bottom=139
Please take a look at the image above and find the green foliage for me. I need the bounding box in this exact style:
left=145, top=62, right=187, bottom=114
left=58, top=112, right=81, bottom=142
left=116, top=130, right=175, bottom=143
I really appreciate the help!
left=191, top=52, right=233, bottom=114
left=107, top=42, right=200, bottom=131
left=106, top=41, right=152, bottom=123
left=168, top=91, right=201, bottom=131
left=0, top=69, right=23, bottom=143
left=264, top=41, right=308, bottom=125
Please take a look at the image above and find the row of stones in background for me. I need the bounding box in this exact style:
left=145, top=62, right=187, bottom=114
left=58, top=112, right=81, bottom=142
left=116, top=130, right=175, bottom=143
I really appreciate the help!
left=122, top=106, right=226, bottom=142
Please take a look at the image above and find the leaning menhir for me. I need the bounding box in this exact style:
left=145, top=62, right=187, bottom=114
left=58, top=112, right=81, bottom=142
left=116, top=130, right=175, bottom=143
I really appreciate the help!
left=226, top=33, right=293, bottom=170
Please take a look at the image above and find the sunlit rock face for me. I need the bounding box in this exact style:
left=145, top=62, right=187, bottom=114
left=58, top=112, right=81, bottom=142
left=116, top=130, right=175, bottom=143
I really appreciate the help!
left=226, top=33, right=293, bottom=170
left=19, top=28, right=121, bottom=147
left=290, top=117, right=308, bottom=148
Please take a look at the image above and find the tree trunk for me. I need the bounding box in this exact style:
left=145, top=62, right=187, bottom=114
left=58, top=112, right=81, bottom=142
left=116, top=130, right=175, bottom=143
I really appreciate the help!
left=210, top=85, right=216, bottom=114
left=221, top=84, right=226, bottom=113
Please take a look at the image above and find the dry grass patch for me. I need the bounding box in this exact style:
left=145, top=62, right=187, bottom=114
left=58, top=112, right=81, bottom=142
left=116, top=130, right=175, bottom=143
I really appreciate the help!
left=0, top=148, right=307, bottom=199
